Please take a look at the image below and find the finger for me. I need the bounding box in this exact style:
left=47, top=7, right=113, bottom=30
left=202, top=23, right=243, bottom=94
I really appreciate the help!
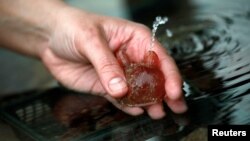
left=145, top=103, right=166, bottom=119
left=153, top=42, right=182, bottom=99
left=165, top=96, right=188, bottom=114
left=163, top=57, right=183, bottom=100
left=81, top=34, right=128, bottom=98
left=153, top=41, right=187, bottom=112
left=103, top=94, right=144, bottom=116
left=160, top=55, right=188, bottom=113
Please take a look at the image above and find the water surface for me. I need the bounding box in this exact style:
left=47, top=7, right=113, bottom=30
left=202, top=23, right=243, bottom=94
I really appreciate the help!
left=157, top=0, right=250, bottom=125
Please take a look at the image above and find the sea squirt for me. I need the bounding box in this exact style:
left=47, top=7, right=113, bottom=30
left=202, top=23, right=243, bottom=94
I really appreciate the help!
left=116, top=48, right=165, bottom=107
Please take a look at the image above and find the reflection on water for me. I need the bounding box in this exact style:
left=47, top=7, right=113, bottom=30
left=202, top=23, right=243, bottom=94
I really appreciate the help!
left=157, top=0, right=250, bottom=125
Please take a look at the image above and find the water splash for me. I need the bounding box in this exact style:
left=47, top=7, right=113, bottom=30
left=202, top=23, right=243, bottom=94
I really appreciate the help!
left=150, top=16, right=169, bottom=50
left=166, top=29, right=173, bottom=37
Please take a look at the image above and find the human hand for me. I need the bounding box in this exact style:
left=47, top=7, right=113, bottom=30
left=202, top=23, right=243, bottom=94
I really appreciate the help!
left=40, top=5, right=187, bottom=119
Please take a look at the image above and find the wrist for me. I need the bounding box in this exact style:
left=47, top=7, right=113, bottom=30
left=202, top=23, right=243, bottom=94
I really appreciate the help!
left=35, top=0, right=69, bottom=59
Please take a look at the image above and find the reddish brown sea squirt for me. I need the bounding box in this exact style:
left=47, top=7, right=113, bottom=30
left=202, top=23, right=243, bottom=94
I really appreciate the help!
left=116, top=48, right=166, bottom=107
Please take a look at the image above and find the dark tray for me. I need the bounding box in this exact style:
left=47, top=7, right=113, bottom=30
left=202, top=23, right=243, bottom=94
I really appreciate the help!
left=0, top=87, right=194, bottom=141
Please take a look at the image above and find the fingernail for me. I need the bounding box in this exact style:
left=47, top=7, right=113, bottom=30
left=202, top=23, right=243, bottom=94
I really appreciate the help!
left=108, top=77, right=127, bottom=96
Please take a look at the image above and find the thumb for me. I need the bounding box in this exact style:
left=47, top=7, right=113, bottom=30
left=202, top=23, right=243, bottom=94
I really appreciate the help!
left=83, top=38, right=128, bottom=98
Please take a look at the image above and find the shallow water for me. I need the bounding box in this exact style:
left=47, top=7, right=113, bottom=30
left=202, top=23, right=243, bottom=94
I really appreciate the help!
left=150, top=16, right=169, bottom=50
left=158, top=0, right=250, bottom=125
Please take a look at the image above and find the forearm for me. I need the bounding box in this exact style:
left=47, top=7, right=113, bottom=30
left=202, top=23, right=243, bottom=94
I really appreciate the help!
left=0, top=0, right=65, bottom=58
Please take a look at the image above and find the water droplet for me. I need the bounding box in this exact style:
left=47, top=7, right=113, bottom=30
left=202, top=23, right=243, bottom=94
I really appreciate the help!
left=166, top=29, right=173, bottom=37
left=150, top=16, right=168, bottom=50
